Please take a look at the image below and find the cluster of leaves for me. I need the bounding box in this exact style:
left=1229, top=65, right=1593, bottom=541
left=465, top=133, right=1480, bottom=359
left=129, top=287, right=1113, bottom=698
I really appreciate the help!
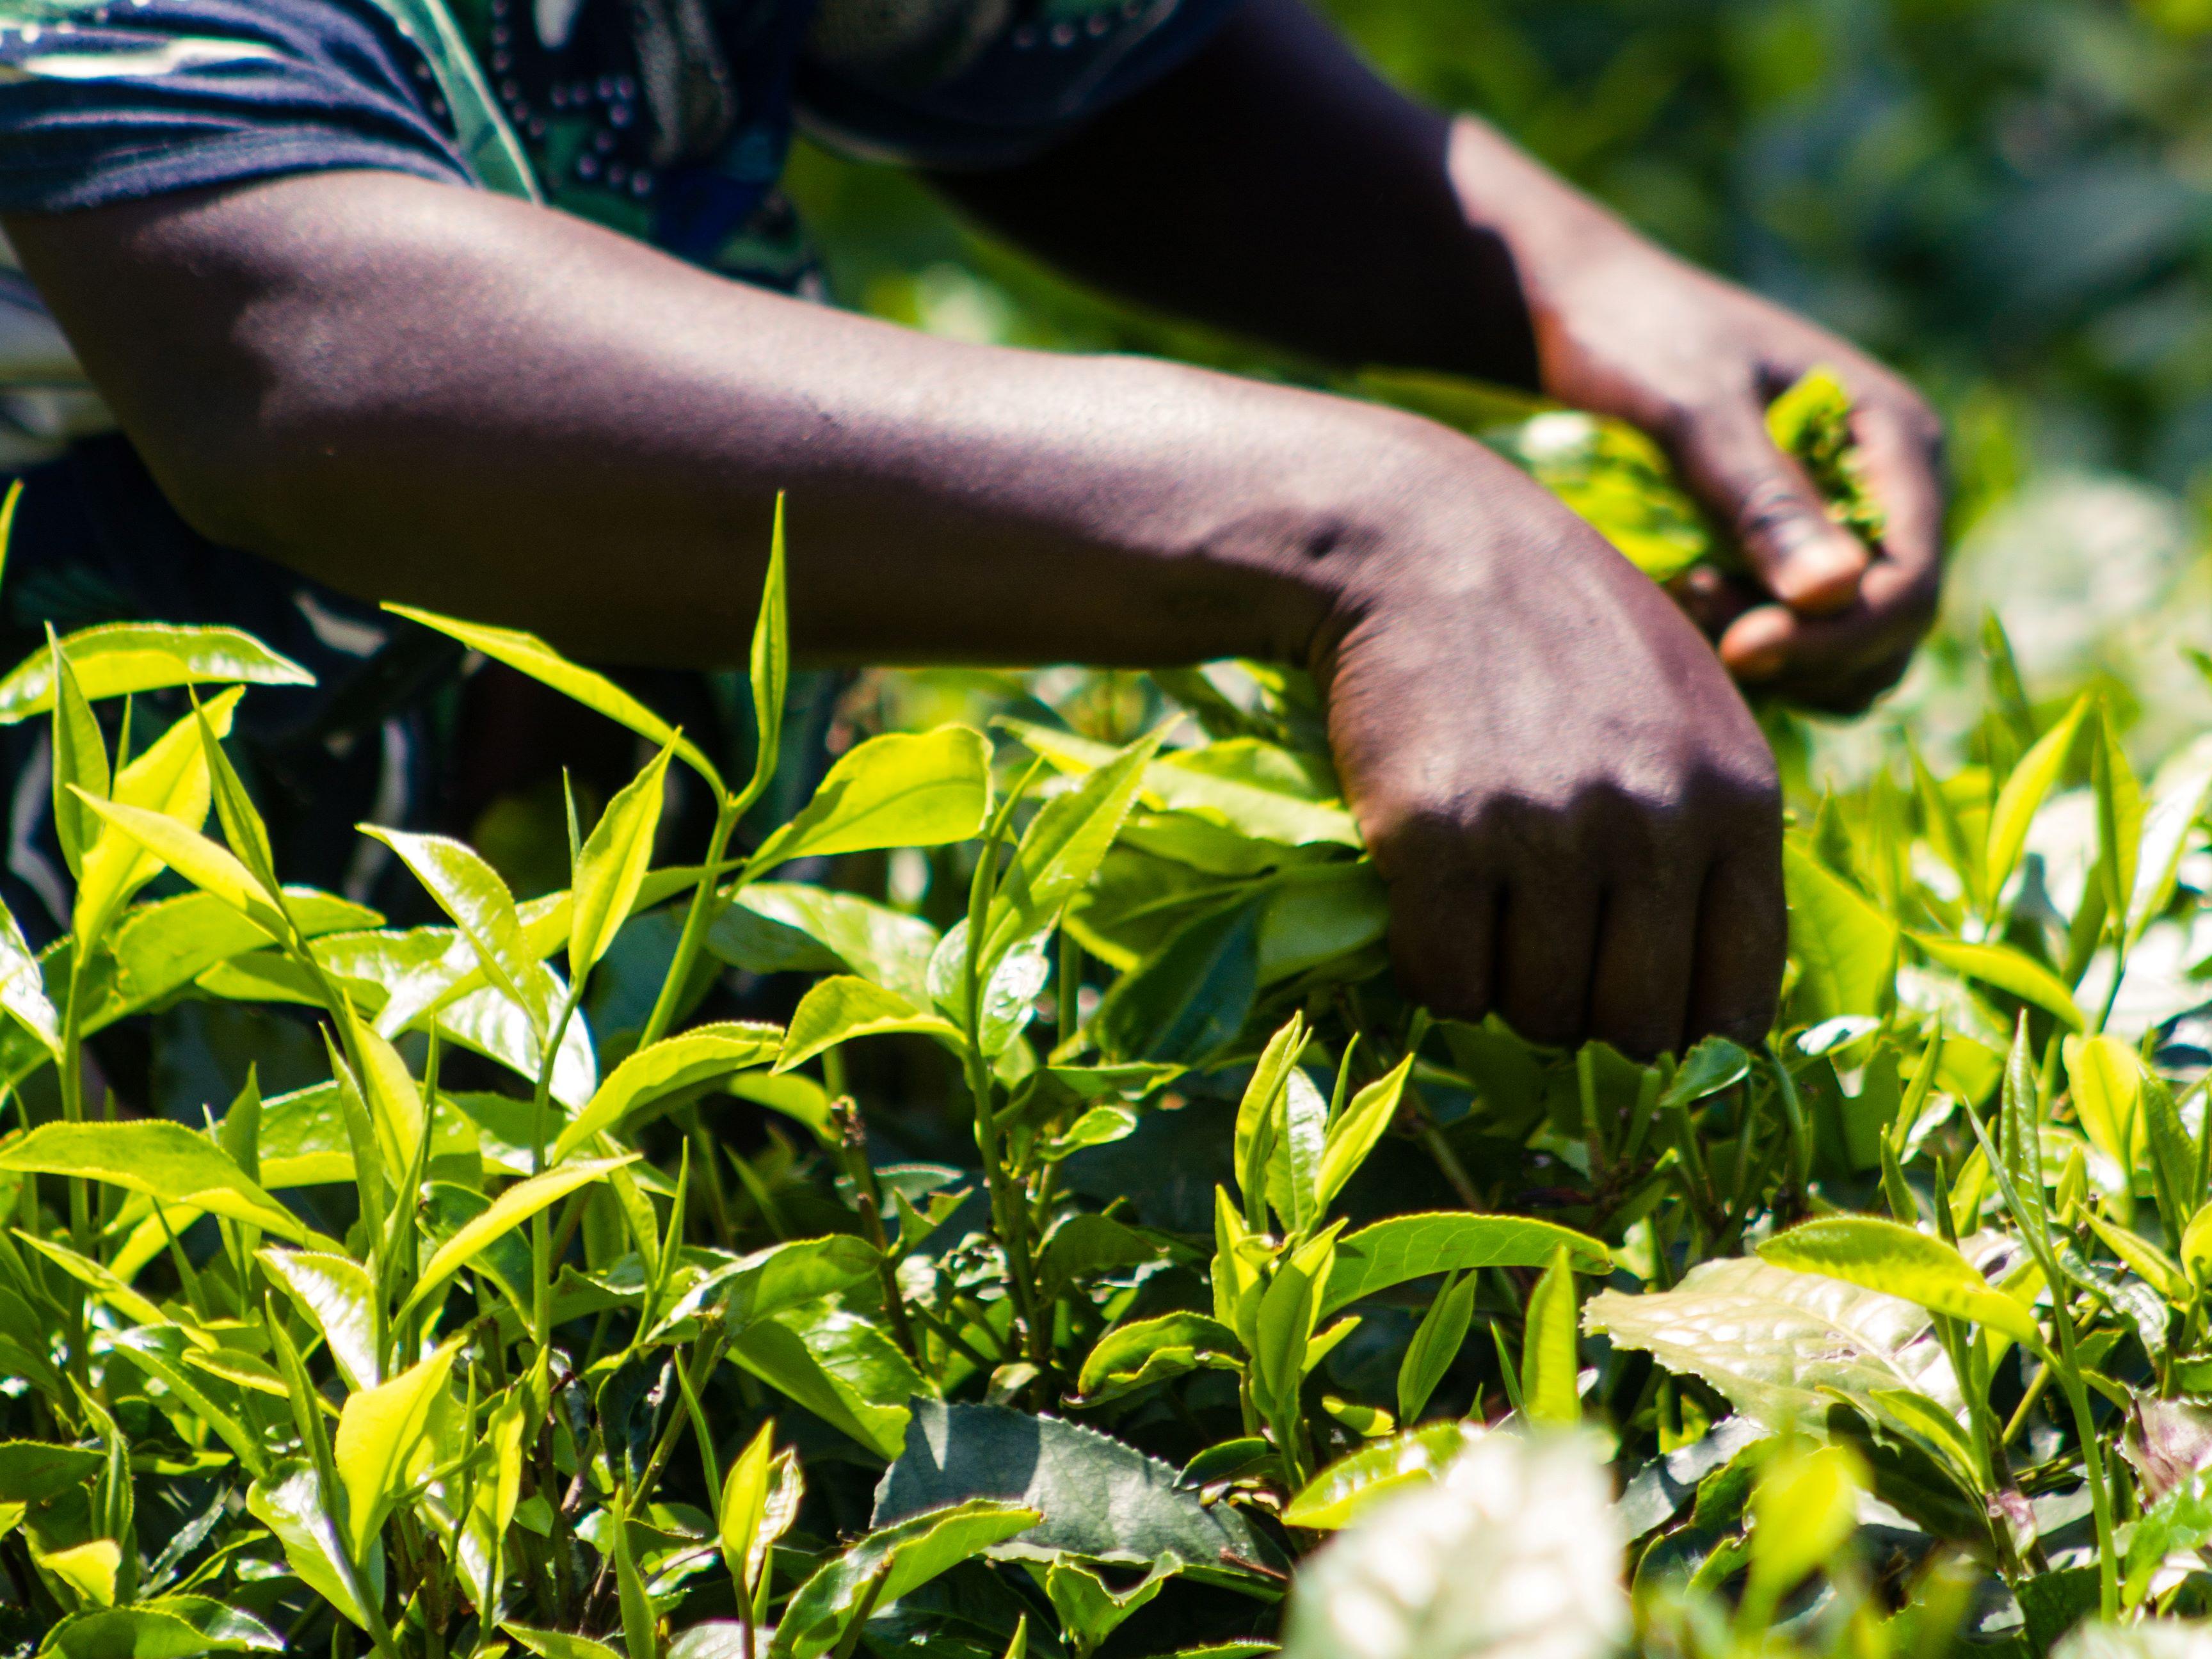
left=6, top=384, right=2212, bottom=1659
left=1486, top=367, right=1885, bottom=584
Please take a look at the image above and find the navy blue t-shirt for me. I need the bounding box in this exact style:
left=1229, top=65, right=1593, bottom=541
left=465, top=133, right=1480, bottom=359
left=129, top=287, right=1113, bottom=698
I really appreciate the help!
left=0, top=0, right=1243, bottom=283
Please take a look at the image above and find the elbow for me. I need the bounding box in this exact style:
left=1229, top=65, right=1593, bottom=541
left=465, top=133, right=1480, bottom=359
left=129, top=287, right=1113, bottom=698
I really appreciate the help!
left=127, top=393, right=357, bottom=567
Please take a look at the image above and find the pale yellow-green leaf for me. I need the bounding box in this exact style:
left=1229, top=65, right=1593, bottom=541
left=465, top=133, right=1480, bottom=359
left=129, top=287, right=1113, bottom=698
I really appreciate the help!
left=332, top=1340, right=460, bottom=1556
left=1759, top=1217, right=2042, bottom=1346
left=399, top=1157, right=632, bottom=1317
left=569, top=738, right=675, bottom=982
left=1913, top=934, right=2083, bottom=1030
left=1986, top=694, right=2091, bottom=901
left=73, top=689, right=241, bottom=947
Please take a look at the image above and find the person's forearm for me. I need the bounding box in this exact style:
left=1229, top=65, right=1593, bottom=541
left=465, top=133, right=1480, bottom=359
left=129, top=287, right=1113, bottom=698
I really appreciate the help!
left=930, top=0, right=1541, bottom=387
left=4, top=170, right=1477, bottom=672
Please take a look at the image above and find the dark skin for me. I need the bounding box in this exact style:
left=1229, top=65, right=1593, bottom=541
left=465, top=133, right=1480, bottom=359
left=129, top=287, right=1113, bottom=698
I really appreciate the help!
left=0, top=0, right=1945, bottom=1056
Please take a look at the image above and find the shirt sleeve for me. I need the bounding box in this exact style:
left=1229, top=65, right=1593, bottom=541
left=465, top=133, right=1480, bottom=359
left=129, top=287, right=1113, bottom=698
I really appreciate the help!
left=0, top=0, right=476, bottom=216
left=795, top=0, right=1249, bottom=172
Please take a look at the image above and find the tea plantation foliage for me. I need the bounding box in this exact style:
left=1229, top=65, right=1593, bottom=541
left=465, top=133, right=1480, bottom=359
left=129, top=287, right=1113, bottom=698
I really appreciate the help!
left=8, top=383, right=2212, bottom=1659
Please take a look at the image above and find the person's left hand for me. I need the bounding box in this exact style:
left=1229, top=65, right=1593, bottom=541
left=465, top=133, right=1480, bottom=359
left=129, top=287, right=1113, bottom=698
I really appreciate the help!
left=1536, top=244, right=1944, bottom=713
left=1462, top=127, right=1947, bottom=713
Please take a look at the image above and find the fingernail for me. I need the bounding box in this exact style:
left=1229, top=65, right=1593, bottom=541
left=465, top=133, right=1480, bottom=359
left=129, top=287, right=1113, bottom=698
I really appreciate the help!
left=1777, top=530, right=1868, bottom=616
left=1733, top=645, right=1786, bottom=682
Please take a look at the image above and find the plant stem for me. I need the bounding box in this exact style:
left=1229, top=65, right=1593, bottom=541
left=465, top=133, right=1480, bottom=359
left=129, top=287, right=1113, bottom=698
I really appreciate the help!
left=58, top=956, right=89, bottom=1257
left=531, top=984, right=588, bottom=1350
left=641, top=799, right=742, bottom=1049
left=831, top=1098, right=918, bottom=1358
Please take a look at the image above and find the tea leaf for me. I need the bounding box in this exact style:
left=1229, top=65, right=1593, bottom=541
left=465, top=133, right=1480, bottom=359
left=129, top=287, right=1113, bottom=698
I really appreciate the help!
left=1317, top=1055, right=1414, bottom=1217
left=246, top=1461, right=382, bottom=1631
left=71, top=689, right=246, bottom=948
left=1396, top=1270, right=1477, bottom=1427
left=717, top=1420, right=778, bottom=1593
left=776, top=976, right=962, bottom=1072
left=0, top=623, right=311, bottom=722
left=44, top=1597, right=285, bottom=1657
left=710, top=881, right=940, bottom=1006
left=0, top=1441, right=102, bottom=1503
left=1092, top=898, right=1261, bottom=1066
left=1283, top=1421, right=1483, bottom=1530
left=774, top=1500, right=1041, bottom=1659
left=874, top=1401, right=1288, bottom=1575
left=259, top=1249, right=380, bottom=1391
left=1587, top=1255, right=1961, bottom=1432
left=1075, top=1311, right=1241, bottom=1403
left=751, top=727, right=991, bottom=875
left=49, top=628, right=107, bottom=882
left=1987, top=693, right=2092, bottom=902
left=1522, top=1246, right=1581, bottom=1426
left=1234, top=1014, right=1306, bottom=1221
left=331, top=1339, right=460, bottom=1556
left=400, top=1157, right=633, bottom=1317
left=385, top=605, right=723, bottom=793
left=737, top=495, right=790, bottom=813
left=1913, top=934, right=2083, bottom=1030
left=2129, top=734, right=2212, bottom=936
left=74, top=790, right=286, bottom=944
left=506, top=1628, right=626, bottom=1659
left=1758, top=1216, right=2041, bottom=1344
left=570, top=737, right=677, bottom=982
left=0, top=897, right=58, bottom=1056
left=554, top=1022, right=781, bottom=1162
left=1746, top=1443, right=1863, bottom=1609
left=358, top=828, right=543, bottom=1030
left=727, top=1306, right=919, bottom=1459
left=1319, top=1214, right=1609, bottom=1318
left=0, top=1120, right=305, bottom=1241
left=1784, top=841, right=1896, bottom=1021
left=1004, top=721, right=1360, bottom=848
left=1044, top=1560, right=1174, bottom=1656
left=981, top=731, right=1160, bottom=970
left=2067, top=1034, right=2149, bottom=1176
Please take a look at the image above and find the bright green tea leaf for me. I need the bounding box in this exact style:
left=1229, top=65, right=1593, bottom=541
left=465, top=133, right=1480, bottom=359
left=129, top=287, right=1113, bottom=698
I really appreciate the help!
left=1320, top=1214, right=1609, bottom=1318
left=1758, top=1217, right=2041, bottom=1345
left=751, top=727, right=991, bottom=875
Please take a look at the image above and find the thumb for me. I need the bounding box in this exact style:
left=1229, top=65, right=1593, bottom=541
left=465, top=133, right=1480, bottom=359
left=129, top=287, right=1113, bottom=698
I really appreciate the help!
left=1668, top=397, right=1869, bottom=615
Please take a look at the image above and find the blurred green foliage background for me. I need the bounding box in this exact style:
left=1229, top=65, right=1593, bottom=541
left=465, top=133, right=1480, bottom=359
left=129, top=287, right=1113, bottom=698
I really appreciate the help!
left=785, top=0, right=2212, bottom=767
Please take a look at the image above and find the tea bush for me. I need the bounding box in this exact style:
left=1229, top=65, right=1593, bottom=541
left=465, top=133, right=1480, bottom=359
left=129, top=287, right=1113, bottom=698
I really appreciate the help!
left=3, top=389, right=2212, bottom=1659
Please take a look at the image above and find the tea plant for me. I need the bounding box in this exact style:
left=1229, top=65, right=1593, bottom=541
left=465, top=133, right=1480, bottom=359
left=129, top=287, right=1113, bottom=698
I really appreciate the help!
left=0, top=386, right=2210, bottom=1659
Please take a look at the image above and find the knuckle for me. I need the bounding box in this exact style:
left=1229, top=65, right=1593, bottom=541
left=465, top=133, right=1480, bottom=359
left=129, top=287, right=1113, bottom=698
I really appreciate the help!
left=1363, top=795, right=1476, bottom=878
left=1731, top=475, right=1823, bottom=547
left=1687, top=757, right=1784, bottom=840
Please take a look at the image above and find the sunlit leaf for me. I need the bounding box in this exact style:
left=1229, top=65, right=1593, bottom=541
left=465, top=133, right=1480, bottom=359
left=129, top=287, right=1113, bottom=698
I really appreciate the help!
left=1987, top=693, right=2091, bottom=902
left=774, top=976, right=961, bottom=1073
left=570, top=737, right=676, bottom=982
left=0, top=624, right=311, bottom=723
left=751, top=728, right=991, bottom=875
left=332, top=1340, right=461, bottom=1555
left=399, top=1157, right=633, bottom=1318
left=0, top=1120, right=305, bottom=1241
left=554, top=1022, right=781, bottom=1163
left=774, top=1500, right=1040, bottom=1659
left=1320, top=1214, right=1609, bottom=1318
left=385, top=605, right=723, bottom=794
left=246, top=1462, right=381, bottom=1631
left=1758, top=1217, right=2043, bottom=1345
left=1586, top=1255, right=1961, bottom=1433
left=1282, top=1421, right=1483, bottom=1530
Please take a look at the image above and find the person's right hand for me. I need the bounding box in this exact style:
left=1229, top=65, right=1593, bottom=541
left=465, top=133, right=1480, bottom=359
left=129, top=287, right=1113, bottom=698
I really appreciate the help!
left=1310, top=441, right=1787, bottom=1058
